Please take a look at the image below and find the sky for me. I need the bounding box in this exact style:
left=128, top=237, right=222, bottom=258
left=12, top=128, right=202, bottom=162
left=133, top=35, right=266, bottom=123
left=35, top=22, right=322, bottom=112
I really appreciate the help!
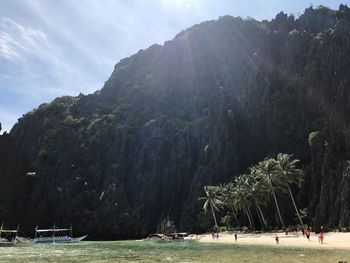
left=0, top=0, right=348, bottom=133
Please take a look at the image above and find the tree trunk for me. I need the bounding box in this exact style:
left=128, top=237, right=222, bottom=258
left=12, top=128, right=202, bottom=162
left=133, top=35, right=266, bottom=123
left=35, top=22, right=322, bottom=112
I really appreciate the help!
left=287, top=184, right=304, bottom=225
left=255, top=205, right=264, bottom=229
left=244, top=207, right=253, bottom=229
left=257, top=204, right=268, bottom=229
left=247, top=206, right=255, bottom=227
left=270, top=180, right=284, bottom=227
left=231, top=206, right=240, bottom=227
left=210, top=203, right=218, bottom=228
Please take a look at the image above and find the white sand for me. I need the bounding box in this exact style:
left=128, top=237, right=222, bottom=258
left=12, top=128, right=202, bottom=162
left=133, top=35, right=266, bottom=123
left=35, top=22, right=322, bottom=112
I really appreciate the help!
left=192, top=232, right=350, bottom=250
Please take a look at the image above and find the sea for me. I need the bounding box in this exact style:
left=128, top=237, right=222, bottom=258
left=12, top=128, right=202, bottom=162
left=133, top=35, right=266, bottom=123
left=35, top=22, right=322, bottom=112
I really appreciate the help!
left=0, top=240, right=350, bottom=262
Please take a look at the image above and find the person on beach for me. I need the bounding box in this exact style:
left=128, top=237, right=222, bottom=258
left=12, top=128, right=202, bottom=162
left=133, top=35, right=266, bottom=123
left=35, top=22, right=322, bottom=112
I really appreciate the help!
left=275, top=234, right=279, bottom=245
left=301, top=227, right=304, bottom=237
left=319, top=233, right=324, bottom=244
left=306, top=229, right=310, bottom=240
left=234, top=233, right=237, bottom=242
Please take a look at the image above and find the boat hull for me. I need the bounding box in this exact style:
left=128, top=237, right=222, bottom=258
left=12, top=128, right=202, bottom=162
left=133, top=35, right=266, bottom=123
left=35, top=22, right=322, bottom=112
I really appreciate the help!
left=15, top=237, right=32, bottom=246
left=33, top=235, right=87, bottom=244
left=73, top=235, right=88, bottom=242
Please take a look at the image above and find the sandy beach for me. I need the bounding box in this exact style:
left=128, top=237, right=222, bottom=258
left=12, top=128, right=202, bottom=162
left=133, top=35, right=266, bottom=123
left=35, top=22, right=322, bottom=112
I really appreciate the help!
left=194, top=232, right=350, bottom=250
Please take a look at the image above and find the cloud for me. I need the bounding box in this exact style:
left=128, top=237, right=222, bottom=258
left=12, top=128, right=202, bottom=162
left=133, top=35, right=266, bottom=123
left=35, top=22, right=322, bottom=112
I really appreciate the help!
left=0, top=32, right=21, bottom=60
left=0, top=16, right=107, bottom=132
left=23, top=0, right=118, bottom=69
left=0, top=16, right=103, bottom=96
left=0, top=18, right=60, bottom=61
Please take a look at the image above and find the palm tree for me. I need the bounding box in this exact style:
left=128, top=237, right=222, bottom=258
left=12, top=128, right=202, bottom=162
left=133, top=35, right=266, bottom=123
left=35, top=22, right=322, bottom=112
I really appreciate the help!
left=253, top=159, right=285, bottom=227
left=198, top=186, right=223, bottom=228
left=249, top=169, right=270, bottom=229
left=275, top=153, right=304, bottom=225
left=221, top=183, right=240, bottom=227
left=233, top=175, right=255, bottom=229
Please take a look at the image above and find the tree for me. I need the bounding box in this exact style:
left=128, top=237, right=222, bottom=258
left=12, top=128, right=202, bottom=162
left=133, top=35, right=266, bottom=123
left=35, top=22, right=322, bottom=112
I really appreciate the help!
left=275, top=153, right=304, bottom=225
left=253, top=159, right=285, bottom=227
left=198, top=186, right=223, bottom=228
left=220, top=183, right=240, bottom=227
left=233, top=175, right=255, bottom=229
left=249, top=169, right=270, bottom=229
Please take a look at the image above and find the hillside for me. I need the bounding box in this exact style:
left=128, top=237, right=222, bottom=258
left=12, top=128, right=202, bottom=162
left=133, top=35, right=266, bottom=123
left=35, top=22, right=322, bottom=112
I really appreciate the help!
left=1, top=5, right=350, bottom=238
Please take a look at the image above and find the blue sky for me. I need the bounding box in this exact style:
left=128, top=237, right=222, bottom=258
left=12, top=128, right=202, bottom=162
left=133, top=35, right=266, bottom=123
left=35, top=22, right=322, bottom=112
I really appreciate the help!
left=0, top=0, right=348, bottom=133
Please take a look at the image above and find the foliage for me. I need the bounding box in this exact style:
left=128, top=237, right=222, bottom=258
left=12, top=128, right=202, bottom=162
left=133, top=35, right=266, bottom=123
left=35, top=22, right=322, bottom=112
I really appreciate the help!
left=200, top=152, right=305, bottom=231
left=199, top=186, right=223, bottom=227
left=308, top=131, right=320, bottom=146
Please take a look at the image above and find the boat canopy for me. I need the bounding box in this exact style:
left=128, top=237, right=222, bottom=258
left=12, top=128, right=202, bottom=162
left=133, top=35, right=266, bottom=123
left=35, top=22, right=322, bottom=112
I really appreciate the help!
left=36, top=228, right=71, bottom=232
left=0, top=230, right=18, bottom=233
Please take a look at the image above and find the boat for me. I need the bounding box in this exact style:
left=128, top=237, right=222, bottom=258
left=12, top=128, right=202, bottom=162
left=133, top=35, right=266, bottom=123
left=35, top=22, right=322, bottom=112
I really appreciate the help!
left=33, top=225, right=87, bottom=244
left=15, top=236, right=32, bottom=246
left=0, top=223, right=19, bottom=247
left=0, top=223, right=32, bottom=247
left=168, top=232, right=189, bottom=240
left=147, top=232, right=191, bottom=243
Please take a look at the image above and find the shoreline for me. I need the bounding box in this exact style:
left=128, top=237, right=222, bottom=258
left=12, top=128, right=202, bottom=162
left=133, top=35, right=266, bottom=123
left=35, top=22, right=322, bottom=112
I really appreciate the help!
left=191, top=232, right=350, bottom=250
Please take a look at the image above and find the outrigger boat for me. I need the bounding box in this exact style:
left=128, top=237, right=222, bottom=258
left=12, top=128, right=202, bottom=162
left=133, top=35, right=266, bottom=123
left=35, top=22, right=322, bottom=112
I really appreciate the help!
left=0, top=223, right=19, bottom=247
left=33, top=225, right=87, bottom=244
left=0, top=223, right=30, bottom=247
left=147, top=232, right=190, bottom=242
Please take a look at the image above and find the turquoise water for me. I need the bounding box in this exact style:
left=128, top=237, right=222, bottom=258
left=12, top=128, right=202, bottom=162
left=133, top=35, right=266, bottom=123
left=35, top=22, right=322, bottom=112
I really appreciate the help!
left=0, top=240, right=350, bottom=262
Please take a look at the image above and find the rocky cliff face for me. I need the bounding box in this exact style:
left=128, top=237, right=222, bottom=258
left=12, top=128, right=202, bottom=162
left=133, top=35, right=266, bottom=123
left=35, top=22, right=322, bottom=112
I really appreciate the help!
left=1, top=5, right=350, bottom=238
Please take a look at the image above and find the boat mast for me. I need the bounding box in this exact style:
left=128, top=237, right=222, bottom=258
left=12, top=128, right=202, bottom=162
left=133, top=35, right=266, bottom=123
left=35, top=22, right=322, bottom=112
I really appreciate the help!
left=15, top=224, right=19, bottom=243
left=0, top=222, right=3, bottom=239
left=53, top=224, right=56, bottom=243
left=70, top=224, right=73, bottom=240
left=34, top=226, right=38, bottom=239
